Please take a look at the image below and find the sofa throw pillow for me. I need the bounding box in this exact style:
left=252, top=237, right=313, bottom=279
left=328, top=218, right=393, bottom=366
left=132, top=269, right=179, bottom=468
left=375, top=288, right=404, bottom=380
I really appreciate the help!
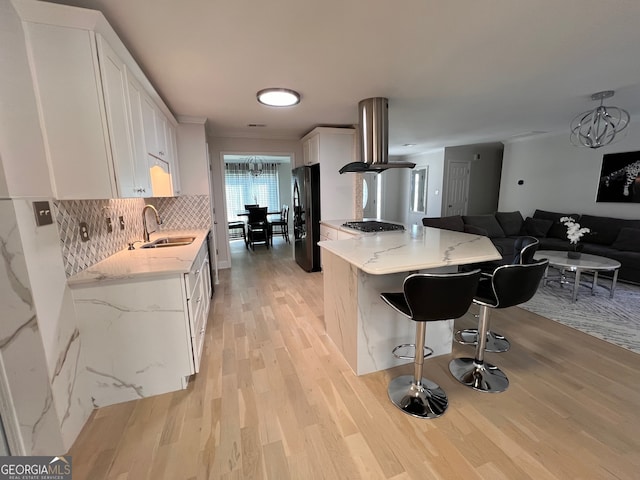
left=532, top=209, right=580, bottom=240
left=422, top=215, right=464, bottom=232
left=495, top=211, right=524, bottom=236
left=579, top=214, right=640, bottom=245
left=462, top=215, right=505, bottom=238
left=612, top=227, right=640, bottom=252
left=522, top=217, right=553, bottom=237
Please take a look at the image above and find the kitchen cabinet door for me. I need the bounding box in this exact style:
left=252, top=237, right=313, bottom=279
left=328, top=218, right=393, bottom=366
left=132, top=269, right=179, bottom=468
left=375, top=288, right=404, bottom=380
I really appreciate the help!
left=23, top=23, right=116, bottom=199
left=124, top=68, right=152, bottom=196
left=303, top=133, right=320, bottom=165
left=142, top=95, right=160, bottom=158
left=142, top=96, right=172, bottom=162
left=96, top=34, right=140, bottom=198
left=166, top=123, right=181, bottom=195
left=144, top=111, right=180, bottom=196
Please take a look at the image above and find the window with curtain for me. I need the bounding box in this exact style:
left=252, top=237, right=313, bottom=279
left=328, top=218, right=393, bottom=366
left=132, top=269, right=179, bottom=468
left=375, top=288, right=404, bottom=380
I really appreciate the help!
left=225, top=162, right=281, bottom=223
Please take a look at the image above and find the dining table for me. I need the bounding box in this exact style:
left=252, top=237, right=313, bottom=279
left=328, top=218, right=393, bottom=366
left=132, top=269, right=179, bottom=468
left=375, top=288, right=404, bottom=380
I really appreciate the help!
left=236, top=209, right=281, bottom=217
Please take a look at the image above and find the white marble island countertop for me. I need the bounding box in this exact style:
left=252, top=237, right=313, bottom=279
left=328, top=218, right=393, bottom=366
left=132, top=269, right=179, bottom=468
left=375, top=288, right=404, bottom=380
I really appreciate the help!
left=67, top=229, right=210, bottom=287
left=318, top=225, right=500, bottom=275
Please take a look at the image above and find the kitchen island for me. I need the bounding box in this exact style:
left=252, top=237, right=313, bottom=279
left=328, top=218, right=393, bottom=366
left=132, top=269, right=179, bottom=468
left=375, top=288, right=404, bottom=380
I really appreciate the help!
left=318, top=224, right=500, bottom=375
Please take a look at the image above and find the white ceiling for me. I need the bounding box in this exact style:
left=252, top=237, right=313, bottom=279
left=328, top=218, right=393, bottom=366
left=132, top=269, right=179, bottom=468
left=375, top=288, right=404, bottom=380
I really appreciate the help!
left=46, top=0, right=640, bottom=156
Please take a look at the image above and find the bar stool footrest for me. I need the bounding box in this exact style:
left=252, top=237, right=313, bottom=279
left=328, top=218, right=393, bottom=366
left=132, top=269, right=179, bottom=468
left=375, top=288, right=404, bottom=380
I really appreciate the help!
left=392, top=343, right=434, bottom=360
left=454, top=329, right=511, bottom=353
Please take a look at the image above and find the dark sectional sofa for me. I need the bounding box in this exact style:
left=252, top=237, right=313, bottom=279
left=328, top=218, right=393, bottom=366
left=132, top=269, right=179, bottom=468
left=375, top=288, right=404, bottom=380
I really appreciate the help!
left=422, top=210, right=640, bottom=284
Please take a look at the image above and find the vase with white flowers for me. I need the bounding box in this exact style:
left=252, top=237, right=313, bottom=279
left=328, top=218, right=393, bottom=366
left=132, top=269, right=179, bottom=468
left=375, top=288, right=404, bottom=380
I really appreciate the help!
left=560, top=216, right=590, bottom=259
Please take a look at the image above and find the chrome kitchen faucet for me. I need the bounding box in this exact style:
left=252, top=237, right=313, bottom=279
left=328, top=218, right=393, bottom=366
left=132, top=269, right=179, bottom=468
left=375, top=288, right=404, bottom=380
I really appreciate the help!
left=142, top=204, right=162, bottom=242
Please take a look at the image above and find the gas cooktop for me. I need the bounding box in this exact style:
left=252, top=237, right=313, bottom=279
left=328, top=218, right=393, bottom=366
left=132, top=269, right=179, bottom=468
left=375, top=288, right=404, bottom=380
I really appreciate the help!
left=342, top=221, right=405, bottom=232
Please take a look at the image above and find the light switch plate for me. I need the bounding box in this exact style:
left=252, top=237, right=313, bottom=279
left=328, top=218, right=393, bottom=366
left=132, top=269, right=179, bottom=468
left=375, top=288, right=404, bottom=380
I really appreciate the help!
left=33, top=201, right=53, bottom=226
left=106, top=217, right=113, bottom=233
left=119, top=216, right=125, bottom=230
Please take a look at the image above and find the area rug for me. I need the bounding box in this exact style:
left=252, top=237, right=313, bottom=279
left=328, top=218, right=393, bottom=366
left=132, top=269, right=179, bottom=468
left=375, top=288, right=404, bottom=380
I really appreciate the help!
left=520, top=277, right=640, bottom=354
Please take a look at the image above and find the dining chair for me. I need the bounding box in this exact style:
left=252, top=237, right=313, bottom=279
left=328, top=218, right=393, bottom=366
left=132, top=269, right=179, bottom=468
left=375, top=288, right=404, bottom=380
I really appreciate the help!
left=269, top=205, right=290, bottom=244
left=246, top=207, right=270, bottom=250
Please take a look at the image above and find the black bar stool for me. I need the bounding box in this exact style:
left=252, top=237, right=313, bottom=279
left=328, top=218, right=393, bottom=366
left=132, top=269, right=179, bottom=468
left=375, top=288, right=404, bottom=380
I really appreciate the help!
left=380, top=269, right=481, bottom=418
left=456, top=236, right=539, bottom=353
left=449, top=258, right=548, bottom=393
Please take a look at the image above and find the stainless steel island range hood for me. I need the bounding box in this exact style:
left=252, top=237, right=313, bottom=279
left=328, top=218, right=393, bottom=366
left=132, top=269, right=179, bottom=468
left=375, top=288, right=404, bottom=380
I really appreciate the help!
left=339, top=97, right=416, bottom=174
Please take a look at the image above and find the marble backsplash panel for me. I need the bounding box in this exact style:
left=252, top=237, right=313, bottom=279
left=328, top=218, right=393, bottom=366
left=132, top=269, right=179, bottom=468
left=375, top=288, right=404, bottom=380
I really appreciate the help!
left=54, top=195, right=210, bottom=277
left=0, top=199, right=65, bottom=455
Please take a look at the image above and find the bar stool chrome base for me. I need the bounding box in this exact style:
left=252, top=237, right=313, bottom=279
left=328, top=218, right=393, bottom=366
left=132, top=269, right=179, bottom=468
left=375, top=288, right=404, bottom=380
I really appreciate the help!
left=454, top=328, right=510, bottom=353
left=388, top=375, right=448, bottom=418
left=448, top=358, right=509, bottom=393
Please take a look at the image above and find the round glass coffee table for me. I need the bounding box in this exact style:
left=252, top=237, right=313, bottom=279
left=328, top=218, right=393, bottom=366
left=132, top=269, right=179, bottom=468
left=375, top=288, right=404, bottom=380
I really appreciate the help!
left=534, top=250, right=621, bottom=302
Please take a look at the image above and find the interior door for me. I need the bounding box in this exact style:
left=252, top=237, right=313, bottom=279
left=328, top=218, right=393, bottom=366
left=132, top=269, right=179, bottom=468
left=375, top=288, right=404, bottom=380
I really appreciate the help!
left=445, top=160, right=470, bottom=216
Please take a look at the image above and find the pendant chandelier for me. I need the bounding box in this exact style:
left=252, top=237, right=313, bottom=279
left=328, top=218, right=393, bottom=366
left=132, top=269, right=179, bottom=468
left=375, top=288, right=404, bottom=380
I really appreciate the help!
left=570, top=90, right=630, bottom=149
left=246, top=156, right=264, bottom=176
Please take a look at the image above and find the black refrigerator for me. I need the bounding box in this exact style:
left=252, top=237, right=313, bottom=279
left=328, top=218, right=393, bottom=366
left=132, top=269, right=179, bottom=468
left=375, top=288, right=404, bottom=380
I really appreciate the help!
left=292, top=164, right=321, bottom=272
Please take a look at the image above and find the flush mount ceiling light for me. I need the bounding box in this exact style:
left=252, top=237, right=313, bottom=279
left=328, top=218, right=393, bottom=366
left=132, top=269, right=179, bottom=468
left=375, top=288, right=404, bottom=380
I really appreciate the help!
left=570, top=90, right=630, bottom=149
left=256, top=88, right=300, bottom=107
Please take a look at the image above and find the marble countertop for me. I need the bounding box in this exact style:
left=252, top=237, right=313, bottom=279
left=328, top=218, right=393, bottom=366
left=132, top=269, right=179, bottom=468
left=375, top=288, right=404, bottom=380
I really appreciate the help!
left=68, top=229, right=210, bottom=287
left=318, top=224, right=500, bottom=275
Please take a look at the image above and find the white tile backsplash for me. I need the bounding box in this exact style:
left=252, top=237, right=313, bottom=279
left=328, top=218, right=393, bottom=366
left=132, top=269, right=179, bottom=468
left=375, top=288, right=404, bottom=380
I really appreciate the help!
left=54, top=195, right=210, bottom=277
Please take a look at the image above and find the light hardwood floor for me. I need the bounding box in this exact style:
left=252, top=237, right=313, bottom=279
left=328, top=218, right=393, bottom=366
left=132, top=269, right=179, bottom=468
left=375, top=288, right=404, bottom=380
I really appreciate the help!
left=69, top=239, right=640, bottom=479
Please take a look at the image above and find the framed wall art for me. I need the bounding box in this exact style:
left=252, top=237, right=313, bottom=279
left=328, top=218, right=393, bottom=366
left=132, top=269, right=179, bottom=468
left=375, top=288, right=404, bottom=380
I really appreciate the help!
left=596, top=151, right=640, bottom=203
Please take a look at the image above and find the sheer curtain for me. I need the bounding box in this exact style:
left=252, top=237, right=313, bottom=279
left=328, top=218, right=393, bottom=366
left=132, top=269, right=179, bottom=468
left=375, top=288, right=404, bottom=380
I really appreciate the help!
left=225, top=162, right=281, bottom=222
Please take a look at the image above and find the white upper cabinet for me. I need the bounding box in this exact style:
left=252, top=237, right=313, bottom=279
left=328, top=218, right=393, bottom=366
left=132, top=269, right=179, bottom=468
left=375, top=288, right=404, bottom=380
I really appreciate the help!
left=302, top=132, right=320, bottom=165
left=96, top=34, right=142, bottom=198
left=142, top=96, right=171, bottom=161
left=166, top=124, right=181, bottom=195
left=123, top=67, right=152, bottom=196
left=23, top=22, right=116, bottom=199
left=142, top=97, right=179, bottom=196
left=301, top=127, right=357, bottom=220
left=16, top=1, right=179, bottom=199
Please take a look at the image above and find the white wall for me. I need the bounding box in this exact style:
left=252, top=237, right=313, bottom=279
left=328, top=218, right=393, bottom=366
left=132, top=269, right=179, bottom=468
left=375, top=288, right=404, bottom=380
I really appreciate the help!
left=177, top=119, right=209, bottom=196
left=445, top=143, right=503, bottom=215
left=208, top=136, right=302, bottom=268
left=499, top=129, right=640, bottom=219
left=378, top=167, right=404, bottom=222
left=400, top=149, right=445, bottom=226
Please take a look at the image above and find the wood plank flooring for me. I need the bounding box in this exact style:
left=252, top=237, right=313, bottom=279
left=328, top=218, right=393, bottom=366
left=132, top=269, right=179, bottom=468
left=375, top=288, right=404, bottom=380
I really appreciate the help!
left=68, top=239, right=640, bottom=479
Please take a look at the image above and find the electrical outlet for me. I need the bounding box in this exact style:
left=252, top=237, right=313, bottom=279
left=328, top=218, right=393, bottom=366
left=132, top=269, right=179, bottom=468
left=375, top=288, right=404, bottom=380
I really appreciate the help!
left=106, top=217, right=113, bottom=233
left=79, top=222, right=90, bottom=242
left=119, top=216, right=125, bottom=230
left=33, top=201, right=53, bottom=226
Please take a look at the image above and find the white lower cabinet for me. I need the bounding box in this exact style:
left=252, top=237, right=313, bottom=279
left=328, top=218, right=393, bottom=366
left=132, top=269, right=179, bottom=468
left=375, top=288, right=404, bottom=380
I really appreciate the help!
left=72, top=241, right=211, bottom=407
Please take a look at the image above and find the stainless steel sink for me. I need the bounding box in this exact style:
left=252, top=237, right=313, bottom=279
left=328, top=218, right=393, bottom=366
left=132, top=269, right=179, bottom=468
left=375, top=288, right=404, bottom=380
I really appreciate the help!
left=140, top=236, right=196, bottom=248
